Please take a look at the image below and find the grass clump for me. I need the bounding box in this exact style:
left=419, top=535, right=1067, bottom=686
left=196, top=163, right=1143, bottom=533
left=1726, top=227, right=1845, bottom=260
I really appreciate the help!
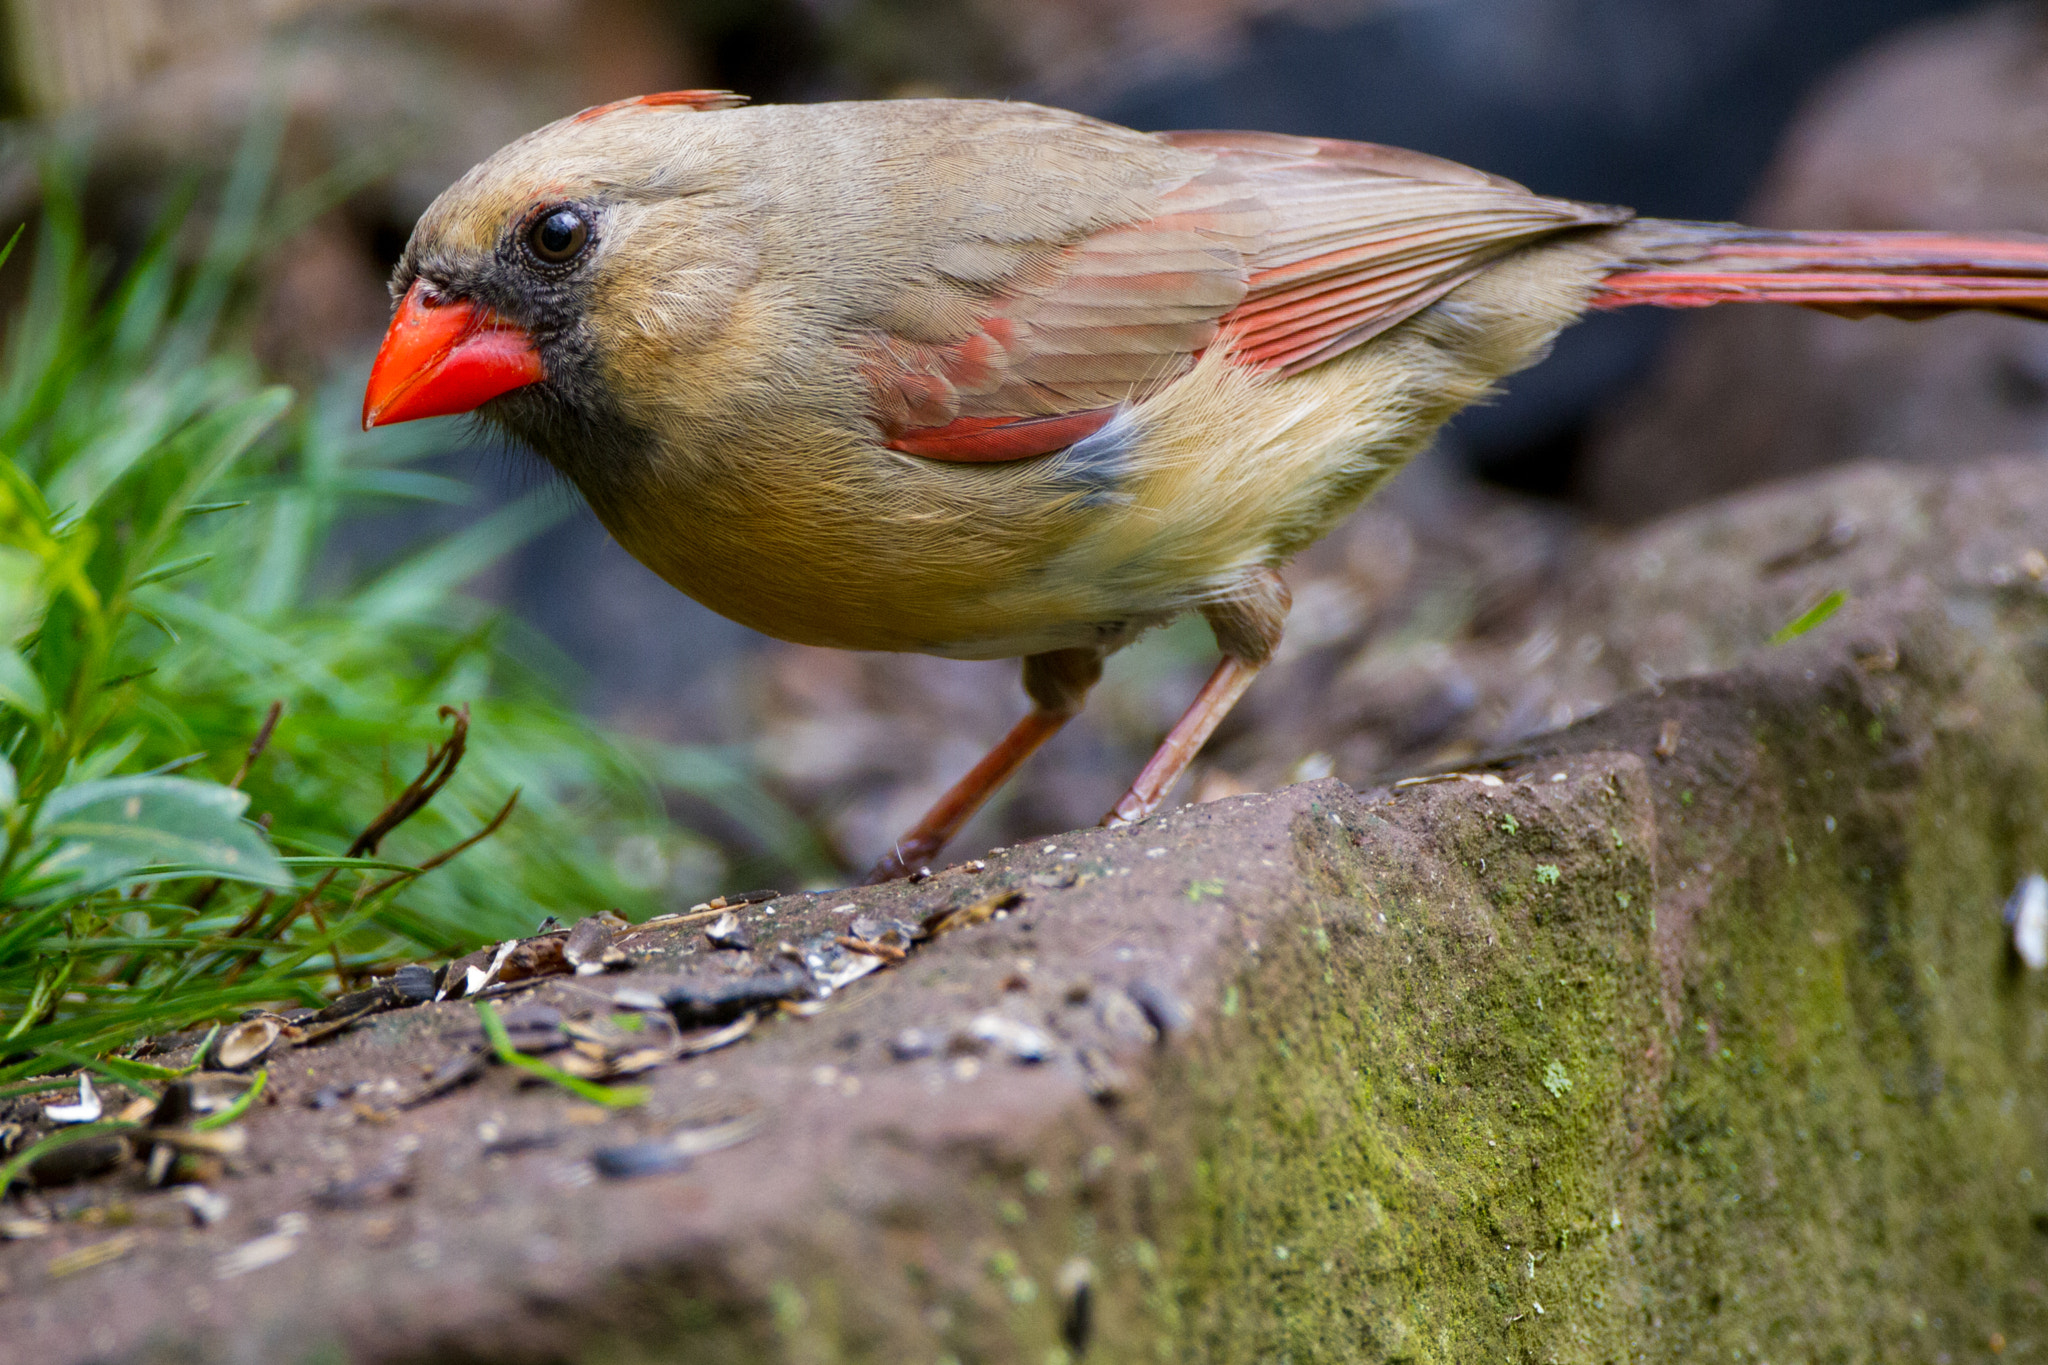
left=0, top=143, right=826, bottom=1080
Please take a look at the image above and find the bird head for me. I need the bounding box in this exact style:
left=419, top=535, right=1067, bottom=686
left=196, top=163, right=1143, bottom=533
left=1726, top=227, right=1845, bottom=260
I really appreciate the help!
left=362, top=91, right=756, bottom=463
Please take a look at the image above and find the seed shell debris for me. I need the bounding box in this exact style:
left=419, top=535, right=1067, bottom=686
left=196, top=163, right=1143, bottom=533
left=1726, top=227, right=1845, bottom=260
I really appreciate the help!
left=661, top=961, right=814, bottom=1027
left=48, top=1232, right=139, bottom=1279
left=964, top=1014, right=1053, bottom=1064
left=704, top=912, right=752, bottom=950
left=215, top=1212, right=307, bottom=1279
left=210, top=1017, right=284, bottom=1071
left=43, top=1074, right=101, bottom=1125
left=920, top=888, right=1025, bottom=939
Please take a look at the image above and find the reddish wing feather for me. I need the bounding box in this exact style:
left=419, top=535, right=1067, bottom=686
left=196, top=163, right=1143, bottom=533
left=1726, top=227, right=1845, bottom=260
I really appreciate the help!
left=885, top=410, right=1120, bottom=461
left=1178, top=133, right=1631, bottom=375
left=572, top=90, right=749, bottom=123
left=870, top=129, right=1628, bottom=462
left=866, top=168, right=1263, bottom=461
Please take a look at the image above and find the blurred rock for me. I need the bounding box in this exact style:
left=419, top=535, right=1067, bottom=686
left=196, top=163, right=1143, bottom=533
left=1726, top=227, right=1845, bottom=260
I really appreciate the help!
left=855, top=0, right=1389, bottom=103
left=1584, top=1, right=2048, bottom=523
left=4, top=0, right=690, bottom=373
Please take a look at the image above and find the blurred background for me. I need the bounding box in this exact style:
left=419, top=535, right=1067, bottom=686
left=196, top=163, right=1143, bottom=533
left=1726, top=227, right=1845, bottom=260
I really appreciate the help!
left=5, top=0, right=2039, bottom=887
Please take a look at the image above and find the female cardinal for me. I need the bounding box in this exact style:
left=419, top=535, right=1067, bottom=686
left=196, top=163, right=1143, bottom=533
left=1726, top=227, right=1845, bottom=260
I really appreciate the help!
left=364, top=92, right=2048, bottom=882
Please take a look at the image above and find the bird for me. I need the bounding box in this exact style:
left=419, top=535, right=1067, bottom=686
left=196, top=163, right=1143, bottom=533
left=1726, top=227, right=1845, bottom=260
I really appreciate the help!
left=363, top=91, right=2048, bottom=883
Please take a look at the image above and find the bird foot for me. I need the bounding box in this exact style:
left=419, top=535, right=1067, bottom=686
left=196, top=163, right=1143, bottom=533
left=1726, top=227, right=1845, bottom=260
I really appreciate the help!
left=864, top=707, right=1073, bottom=883
left=1100, top=655, right=1264, bottom=828
left=863, top=841, right=938, bottom=885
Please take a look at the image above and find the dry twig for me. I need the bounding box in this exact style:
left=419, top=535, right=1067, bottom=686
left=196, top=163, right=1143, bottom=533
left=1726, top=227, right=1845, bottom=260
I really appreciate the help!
left=348, top=705, right=470, bottom=859
left=224, top=707, right=505, bottom=987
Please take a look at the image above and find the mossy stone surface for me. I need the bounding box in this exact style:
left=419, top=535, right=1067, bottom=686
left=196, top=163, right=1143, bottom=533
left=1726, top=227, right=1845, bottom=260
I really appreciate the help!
left=1118, top=592, right=2048, bottom=1363
left=30, top=463, right=2048, bottom=1365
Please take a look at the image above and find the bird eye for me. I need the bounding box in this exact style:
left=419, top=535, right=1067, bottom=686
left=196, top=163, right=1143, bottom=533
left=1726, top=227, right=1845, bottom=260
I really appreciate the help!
left=526, top=207, right=590, bottom=265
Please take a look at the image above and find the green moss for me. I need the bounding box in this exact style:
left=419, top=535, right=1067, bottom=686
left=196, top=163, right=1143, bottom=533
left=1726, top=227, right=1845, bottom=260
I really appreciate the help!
left=1150, top=765, right=1662, bottom=1363
left=1139, top=639, right=2048, bottom=1362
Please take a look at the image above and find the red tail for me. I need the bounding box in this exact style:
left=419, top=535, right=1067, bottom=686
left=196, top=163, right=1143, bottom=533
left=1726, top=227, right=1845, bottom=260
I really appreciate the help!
left=1588, top=228, right=2048, bottom=319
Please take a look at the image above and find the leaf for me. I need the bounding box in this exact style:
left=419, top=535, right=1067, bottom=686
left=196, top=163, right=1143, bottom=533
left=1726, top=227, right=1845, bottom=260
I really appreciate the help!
left=130, top=552, right=215, bottom=588
left=65, top=732, right=145, bottom=785
left=29, top=775, right=290, bottom=896
left=1769, top=589, right=1847, bottom=645
left=191, top=1068, right=264, bottom=1130
left=329, top=469, right=471, bottom=504
left=0, top=644, right=42, bottom=720
left=350, top=491, right=568, bottom=627
left=476, top=1000, right=648, bottom=1108
left=641, top=742, right=836, bottom=877
left=0, top=754, right=15, bottom=814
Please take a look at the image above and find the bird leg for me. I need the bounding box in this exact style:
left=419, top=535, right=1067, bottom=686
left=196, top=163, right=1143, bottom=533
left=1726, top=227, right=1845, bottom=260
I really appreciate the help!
left=1105, top=567, right=1290, bottom=827
left=865, top=647, right=1103, bottom=883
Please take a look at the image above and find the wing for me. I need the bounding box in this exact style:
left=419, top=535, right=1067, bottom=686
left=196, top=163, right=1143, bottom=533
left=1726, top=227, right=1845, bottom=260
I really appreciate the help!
left=849, top=126, right=1268, bottom=460
left=854, top=123, right=1631, bottom=462
left=1175, top=133, right=1634, bottom=374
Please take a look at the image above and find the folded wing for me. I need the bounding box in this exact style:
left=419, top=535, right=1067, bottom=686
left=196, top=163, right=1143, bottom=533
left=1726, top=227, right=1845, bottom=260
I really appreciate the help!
left=855, top=124, right=1630, bottom=462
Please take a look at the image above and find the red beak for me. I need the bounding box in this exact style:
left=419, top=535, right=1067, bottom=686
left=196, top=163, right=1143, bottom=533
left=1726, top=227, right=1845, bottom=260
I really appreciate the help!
left=361, top=281, right=546, bottom=429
